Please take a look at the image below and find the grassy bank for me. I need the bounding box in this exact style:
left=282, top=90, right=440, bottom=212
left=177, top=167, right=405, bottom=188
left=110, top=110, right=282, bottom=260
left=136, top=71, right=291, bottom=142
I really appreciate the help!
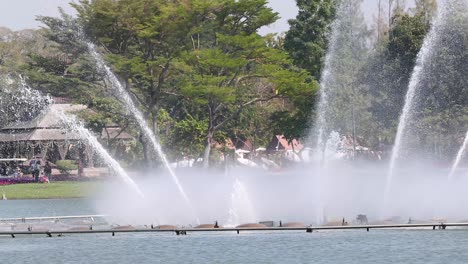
left=1, top=181, right=102, bottom=200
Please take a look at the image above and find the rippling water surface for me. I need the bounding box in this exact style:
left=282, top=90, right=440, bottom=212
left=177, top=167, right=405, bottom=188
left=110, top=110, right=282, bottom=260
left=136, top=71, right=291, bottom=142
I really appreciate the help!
left=1, top=199, right=468, bottom=264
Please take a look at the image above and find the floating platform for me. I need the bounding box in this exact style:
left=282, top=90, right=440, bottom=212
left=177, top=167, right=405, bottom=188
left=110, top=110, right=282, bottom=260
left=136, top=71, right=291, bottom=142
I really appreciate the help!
left=1, top=222, right=466, bottom=238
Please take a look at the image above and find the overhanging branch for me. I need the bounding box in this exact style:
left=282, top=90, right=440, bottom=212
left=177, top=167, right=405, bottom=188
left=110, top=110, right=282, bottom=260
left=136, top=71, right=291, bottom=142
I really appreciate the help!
left=213, top=94, right=279, bottom=131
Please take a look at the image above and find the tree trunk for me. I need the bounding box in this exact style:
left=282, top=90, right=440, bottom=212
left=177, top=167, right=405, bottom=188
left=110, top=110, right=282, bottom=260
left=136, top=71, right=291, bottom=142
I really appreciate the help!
left=203, top=103, right=215, bottom=168
left=378, top=0, right=382, bottom=42
left=203, top=129, right=213, bottom=168
left=151, top=112, right=157, bottom=137
left=139, top=133, right=149, bottom=168
left=388, top=0, right=393, bottom=31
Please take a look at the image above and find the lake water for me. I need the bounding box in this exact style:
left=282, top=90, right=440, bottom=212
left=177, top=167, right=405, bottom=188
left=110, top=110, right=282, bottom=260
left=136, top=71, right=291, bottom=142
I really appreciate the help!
left=1, top=199, right=468, bottom=264
left=0, top=198, right=96, bottom=218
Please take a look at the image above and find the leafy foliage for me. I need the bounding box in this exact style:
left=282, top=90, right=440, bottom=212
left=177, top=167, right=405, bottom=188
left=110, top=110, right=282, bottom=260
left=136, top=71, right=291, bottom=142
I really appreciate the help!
left=0, top=0, right=465, bottom=166
left=284, top=0, right=336, bottom=79
left=56, top=160, right=79, bottom=172
left=15, top=0, right=315, bottom=167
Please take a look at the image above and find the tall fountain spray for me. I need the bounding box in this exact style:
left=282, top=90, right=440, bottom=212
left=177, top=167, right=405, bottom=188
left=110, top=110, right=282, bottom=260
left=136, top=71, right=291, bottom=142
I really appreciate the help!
left=448, top=131, right=468, bottom=180
left=310, top=0, right=347, bottom=225
left=86, top=43, right=198, bottom=222
left=310, top=0, right=368, bottom=224
left=55, top=110, right=144, bottom=197
left=313, top=5, right=344, bottom=152
left=312, top=0, right=368, bottom=154
left=0, top=75, right=51, bottom=124
left=6, top=77, right=144, bottom=196
left=226, top=178, right=257, bottom=227
left=386, top=4, right=448, bottom=195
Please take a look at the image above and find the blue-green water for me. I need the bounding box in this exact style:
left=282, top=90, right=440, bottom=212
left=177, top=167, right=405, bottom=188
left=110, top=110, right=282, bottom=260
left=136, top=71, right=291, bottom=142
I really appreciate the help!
left=0, top=198, right=95, bottom=218
left=2, top=230, right=468, bottom=263
left=1, top=199, right=468, bottom=264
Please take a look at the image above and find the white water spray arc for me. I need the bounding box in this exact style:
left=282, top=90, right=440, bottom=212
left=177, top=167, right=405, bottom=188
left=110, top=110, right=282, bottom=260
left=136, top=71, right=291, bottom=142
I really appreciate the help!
left=56, top=110, right=144, bottom=197
left=448, top=131, right=468, bottom=180
left=386, top=5, right=447, bottom=196
left=226, top=178, right=257, bottom=227
left=86, top=43, right=198, bottom=223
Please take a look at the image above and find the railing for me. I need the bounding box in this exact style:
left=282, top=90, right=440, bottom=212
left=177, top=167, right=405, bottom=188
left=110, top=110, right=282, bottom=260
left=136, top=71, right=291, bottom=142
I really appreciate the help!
left=1, top=221, right=465, bottom=238
left=0, top=214, right=106, bottom=223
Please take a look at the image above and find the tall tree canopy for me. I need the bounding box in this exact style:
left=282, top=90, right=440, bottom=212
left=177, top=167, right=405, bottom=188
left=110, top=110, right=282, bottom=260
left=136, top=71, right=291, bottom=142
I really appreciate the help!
left=23, top=0, right=317, bottom=167
left=284, top=0, right=336, bottom=79
left=363, top=12, right=429, bottom=147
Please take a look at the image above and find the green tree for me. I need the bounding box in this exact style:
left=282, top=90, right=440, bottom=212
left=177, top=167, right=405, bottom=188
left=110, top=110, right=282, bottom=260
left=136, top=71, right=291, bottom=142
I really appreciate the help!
left=172, top=0, right=313, bottom=167
left=23, top=13, right=143, bottom=164
left=72, top=0, right=279, bottom=165
left=0, top=28, right=52, bottom=74
left=182, top=31, right=315, bottom=167
left=166, top=114, right=207, bottom=161
left=413, top=0, right=438, bottom=24
left=284, top=0, right=336, bottom=79
left=362, top=12, right=429, bottom=147
left=26, top=1, right=208, bottom=164
left=413, top=0, right=468, bottom=158
left=22, top=0, right=317, bottom=168
left=72, top=0, right=203, bottom=133
left=314, top=0, right=372, bottom=154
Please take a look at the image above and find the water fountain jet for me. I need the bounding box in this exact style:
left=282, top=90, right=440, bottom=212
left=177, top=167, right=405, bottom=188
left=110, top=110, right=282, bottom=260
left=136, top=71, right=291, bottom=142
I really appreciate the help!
left=6, top=77, right=144, bottom=198
left=55, top=109, right=144, bottom=197
left=448, top=131, right=468, bottom=180
left=86, top=42, right=199, bottom=223
left=309, top=0, right=368, bottom=224
left=386, top=2, right=456, bottom=197
left=226, top=178, right=257, bottom=227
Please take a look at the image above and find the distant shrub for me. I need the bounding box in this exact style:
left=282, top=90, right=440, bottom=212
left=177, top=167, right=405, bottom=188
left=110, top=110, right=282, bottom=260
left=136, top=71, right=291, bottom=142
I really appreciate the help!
left=56, top=160, right=78, bottom=173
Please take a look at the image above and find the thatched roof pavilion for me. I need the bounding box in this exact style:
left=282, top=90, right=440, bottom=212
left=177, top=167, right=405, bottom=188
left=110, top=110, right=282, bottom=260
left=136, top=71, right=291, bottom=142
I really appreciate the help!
left=0, top=103, right=132, bottom=167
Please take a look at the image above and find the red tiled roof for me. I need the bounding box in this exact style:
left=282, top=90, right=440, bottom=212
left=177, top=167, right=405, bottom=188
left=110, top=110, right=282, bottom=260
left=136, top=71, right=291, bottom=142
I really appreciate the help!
left=267, top=135, right=303, bottom=152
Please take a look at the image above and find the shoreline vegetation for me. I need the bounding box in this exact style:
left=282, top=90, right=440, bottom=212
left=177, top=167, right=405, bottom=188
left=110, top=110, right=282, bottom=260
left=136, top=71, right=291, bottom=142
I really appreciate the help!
left=0, top=181, right=101, bottom=200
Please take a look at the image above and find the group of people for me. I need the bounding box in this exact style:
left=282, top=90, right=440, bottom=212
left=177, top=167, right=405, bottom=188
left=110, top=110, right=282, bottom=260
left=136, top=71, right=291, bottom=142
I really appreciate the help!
left=0, top=158, right=52, bottom=183
left=29, top=158, right=51, bottom=183
left=0, top=163, right=22, bottom=177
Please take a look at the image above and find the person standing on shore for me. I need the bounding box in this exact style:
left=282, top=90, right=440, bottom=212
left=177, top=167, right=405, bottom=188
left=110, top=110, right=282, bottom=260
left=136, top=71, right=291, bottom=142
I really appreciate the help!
left=44, top=161, right=52, bottom=181
left=13, top=167, right=22, bottom=178
left=77, top=159, right=83, bottom=177
left=32, top=158, right=41, bottom=182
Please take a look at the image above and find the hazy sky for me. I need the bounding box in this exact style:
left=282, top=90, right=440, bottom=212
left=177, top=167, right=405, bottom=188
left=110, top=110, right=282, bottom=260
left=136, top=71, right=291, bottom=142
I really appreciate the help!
left=0, top=0, right=415, bottom=33
left=260, top=0, right=416, bottom=35
left=0, top=0, right=75, bottom=30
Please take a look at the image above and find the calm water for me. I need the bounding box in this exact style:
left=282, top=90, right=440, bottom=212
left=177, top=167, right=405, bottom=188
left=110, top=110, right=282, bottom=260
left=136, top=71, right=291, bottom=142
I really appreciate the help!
left=1, top=199, right=468, bottom=264
left=0, top=198, right=95, bottom=218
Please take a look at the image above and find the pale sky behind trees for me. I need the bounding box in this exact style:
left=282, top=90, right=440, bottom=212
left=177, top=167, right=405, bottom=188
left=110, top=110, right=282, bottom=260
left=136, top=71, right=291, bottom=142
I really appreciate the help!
left=0, top=0, right=416, bottom=34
